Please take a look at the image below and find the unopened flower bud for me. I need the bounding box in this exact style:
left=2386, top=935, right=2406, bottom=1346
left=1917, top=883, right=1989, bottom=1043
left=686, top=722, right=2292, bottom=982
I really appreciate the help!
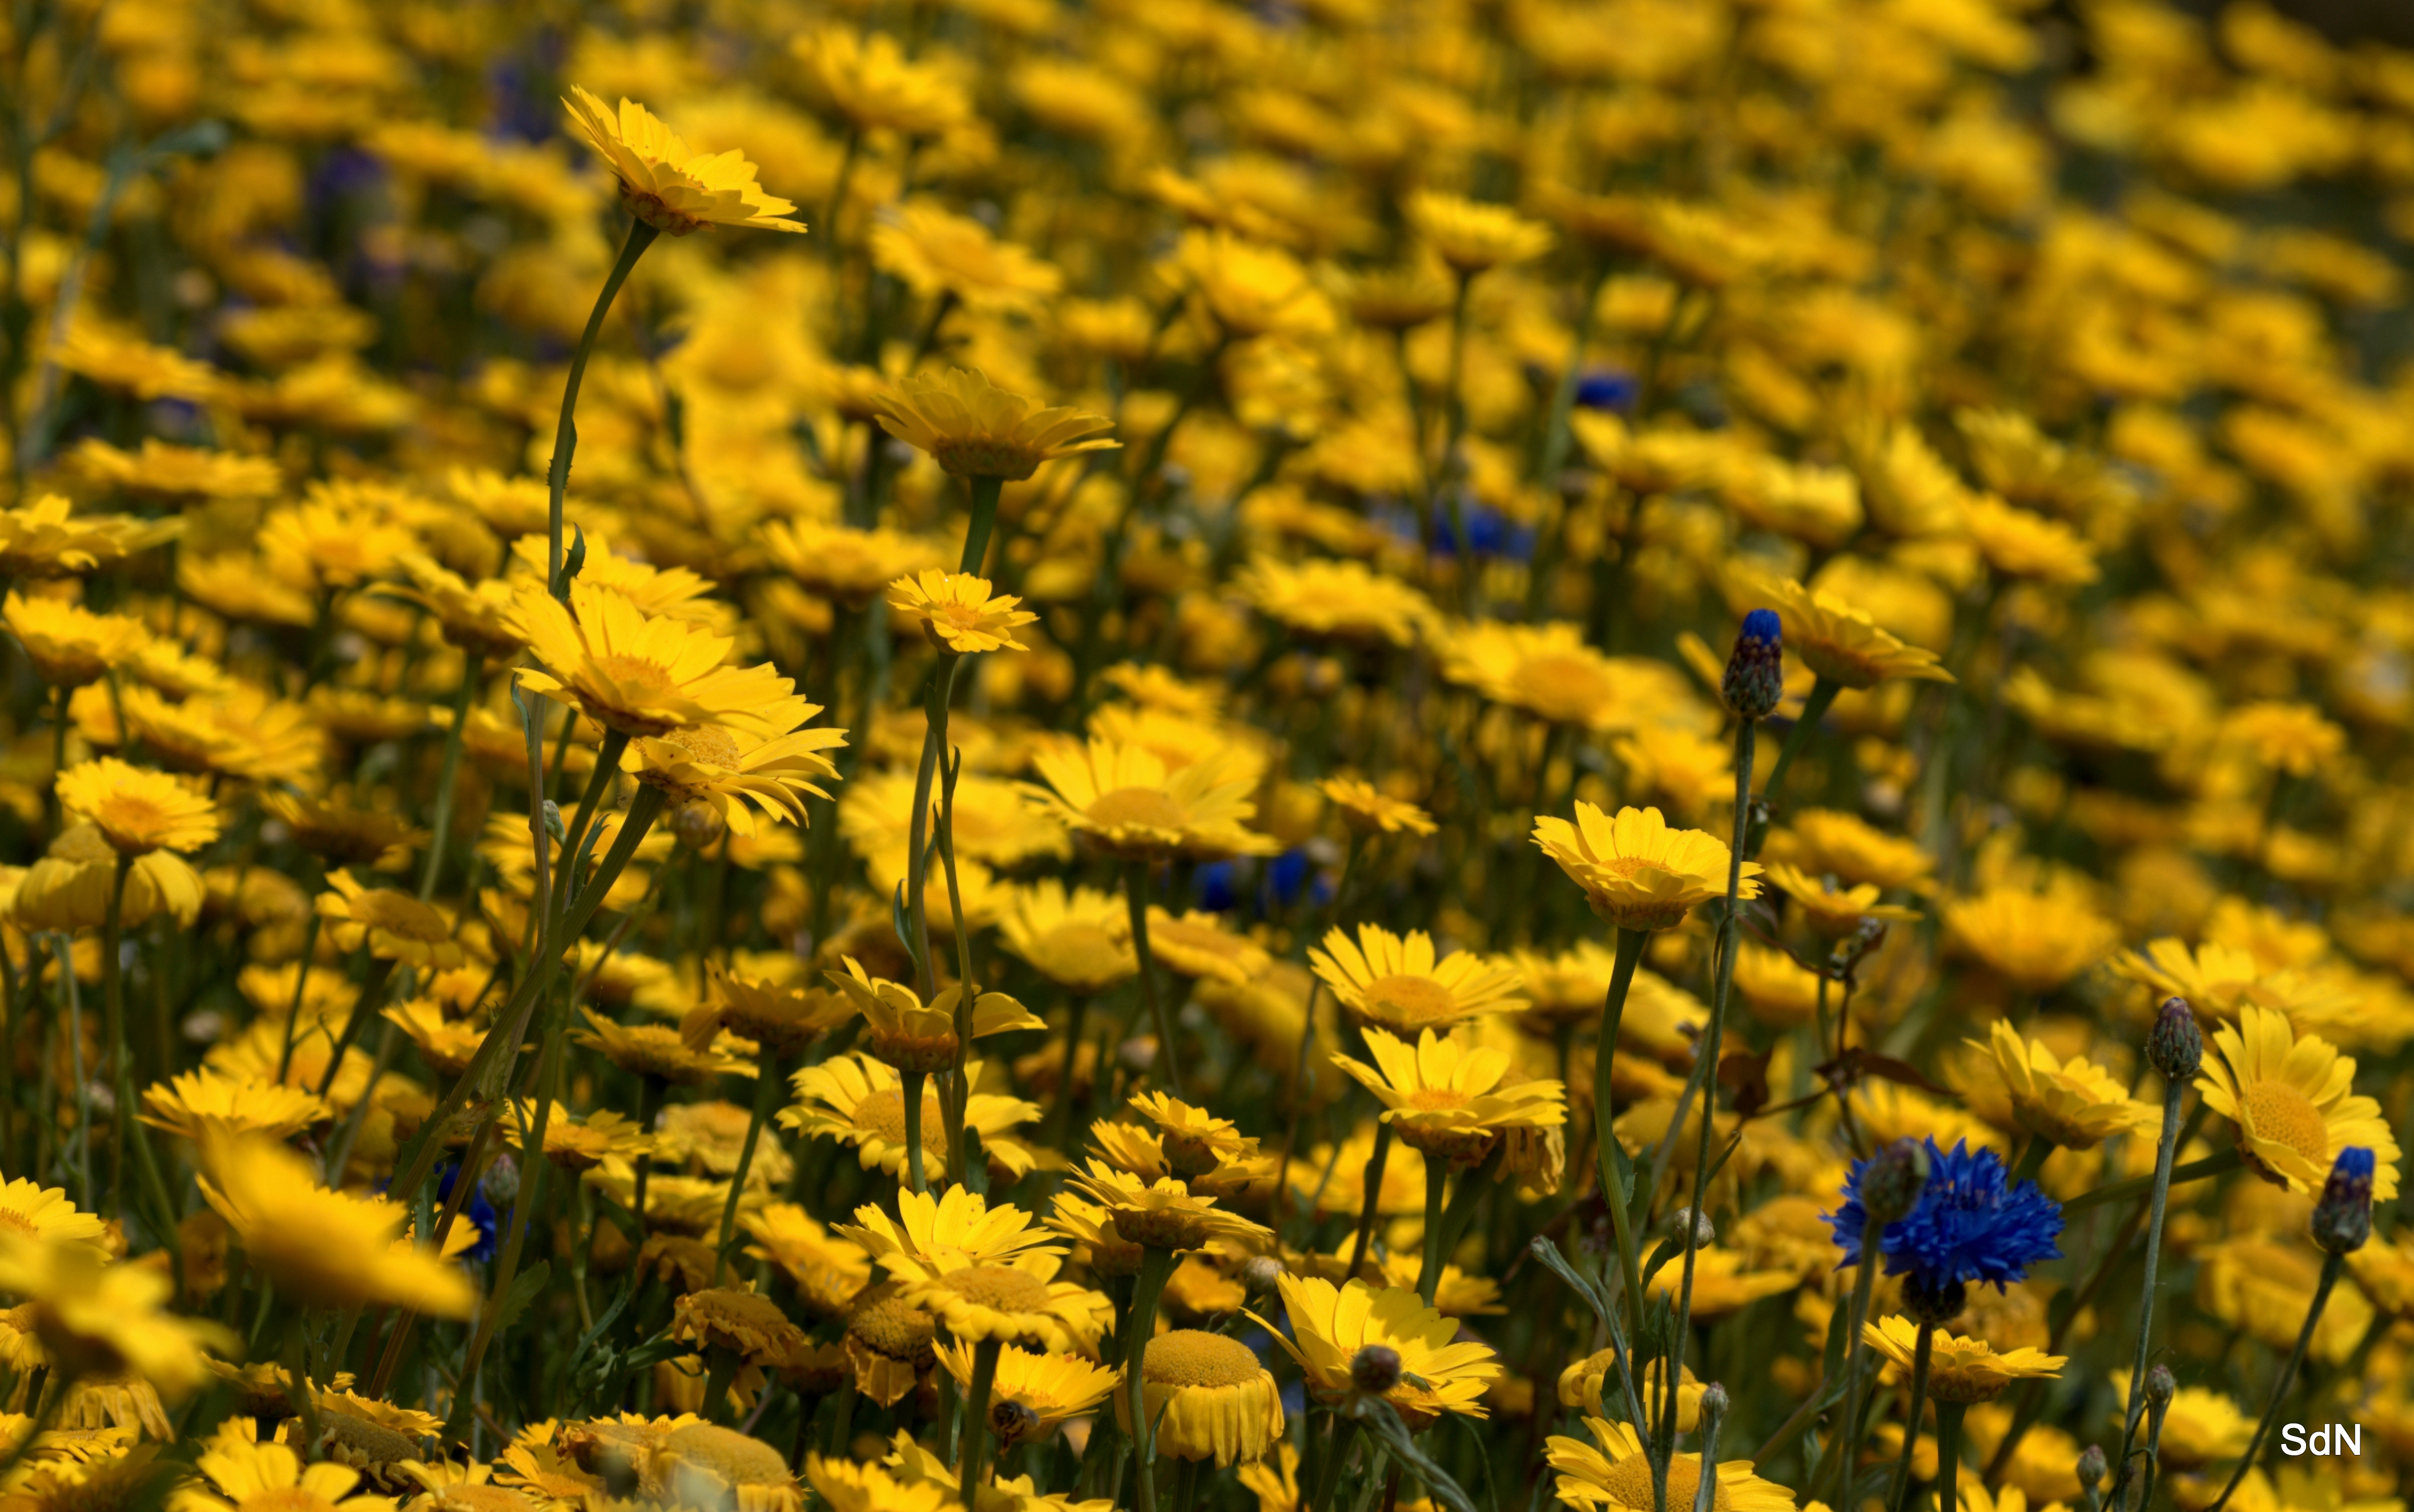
left=1240, top=1256, right=1285, bottom=1294
left=2313, top=1146, right=2376, bottom=1256
left=2077, top=1445, right=2107, bottom=1491
left=1722, top=609, right=1785, bottom=721
left=1860, top=1138, right=1931, bottom=1227
left=1351, top=1344, right=1402, bottom=1395
left=1669, top=1207, right=1716, bottom=1248
left=991, top=1399, right=1040, bottom=1449
left=482, top=1152, right=520, bottom=1209
left=671, top=800, right=725, bottom=850
left=2146, top=998, right=2202, bottom=1081
left=1697, top=1382, right=1730, bottom=1422
left=2143, top=1365, right=2175, bottom=1410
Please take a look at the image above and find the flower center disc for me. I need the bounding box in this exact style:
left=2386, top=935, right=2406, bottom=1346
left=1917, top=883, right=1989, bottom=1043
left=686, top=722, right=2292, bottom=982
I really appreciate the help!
left=1039, top=923, right=1125, bottom=980
left=1087, top=787, right=1185, bottom=833
left=594, top=653, right=679, bottom=697
left=851, top=1089, right=943, bottom=1145
left=1144, top=1329, right=1262, bottom=1389
left=2241, top=1080, right=2331, bottom=1166
left=944, top=1265, right=1052, bottom=1312
left=1603, top=1457, right=1728, bottom=1512
left=1365, top=974, right=1458, bottom=1028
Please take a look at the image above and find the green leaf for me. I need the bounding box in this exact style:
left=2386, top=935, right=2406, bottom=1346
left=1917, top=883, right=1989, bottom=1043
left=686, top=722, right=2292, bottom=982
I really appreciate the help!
left=491, top=1260, right=553, bottom=1336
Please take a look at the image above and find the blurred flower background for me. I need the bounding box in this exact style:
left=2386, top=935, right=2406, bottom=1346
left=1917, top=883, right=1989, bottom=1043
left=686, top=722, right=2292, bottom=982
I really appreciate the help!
left=1, top=0, right=2413, bottom=1510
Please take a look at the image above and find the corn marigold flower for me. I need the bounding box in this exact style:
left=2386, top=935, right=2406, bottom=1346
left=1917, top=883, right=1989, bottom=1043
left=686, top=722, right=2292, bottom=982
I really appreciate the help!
left=196, top=1133, right=475, bottom=1318
left=2220, top=699, right=2348, bottom=777
left=2197, top=1004, right=2400, bottom=1201
left=2195, top=1235, right=2373, bottom=1363
left=794, top=26, right=971, bottom=138
left=1967, top=1021, right=2158, bottom=1149
left=1961, top=494, right=2100, bottom=585
left=823, top=955, right=1043, bottom=1072
left=56, top=758, right=220, bottom=856
left=1316, top=777, right=1434, bottom=837
left=1064, top=1161, right=1275, bottom=1254
left=3, top=593, right=150, bottom=690
left=1236, top=555, right=1434, bottom=648
left=508, top=581, right=801, bottom=739
left=313, top=869, right=462, bottom=968
left=1743, top=573, right=1953, bottom=690
left=625, top=721, right=846, bottom=838
left=758, top=519, right=946, bottom=606
left=1310, top=924, right=1525, bottom=1036
left=869, top=368, right=1117, bottom=480
left=1168, top=230, right=1333, bottom=340
left=14, top=823, right=204, bottom=931
left=0, top=494, right=180, bottom=579
left=1248, top=1274, right=1499, bottom=1430
left=870, top=200, right=1063, bottom=314
left=1763, top=862, right=1921, bottom=938
left=1532, top=802, right=1761, bottom=932
left=1864, top=1315, right=2066, bottom=1404
left=996, top=879, right=1134, bottom=994
left=1024, top=735, right=1274, bottom=861
left=885, top=570, right=1037, bottom=655
left=1942, top=884, right=2119, bottom=995
left=1112, top=1329, right=1284, bottom=1467
left=932, top=1340, right=1117, bottom=1449
left=1405, top=190, right=1555, bottom=274
left=563, top=87, right=806, bottom=236
left=782, top=1055, right=1037, bottom=1179
left=259, top=789, right=425, bottom=871
left=1331, top=1027, right=1565, bottom=1165
left=139, top=1069, right=326, bottom=1144
left=1545, top=1416, right=1796, bottom=1512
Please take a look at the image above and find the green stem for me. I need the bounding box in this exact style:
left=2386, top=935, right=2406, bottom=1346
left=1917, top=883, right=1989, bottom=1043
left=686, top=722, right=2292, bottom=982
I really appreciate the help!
left=2008, top=1136, right=2053, bottom=1191
left=1757, top=677, right=1838, bottom=839
left=2203, top=1252, right=2343, bottom=1512
left=1421, top=1144, right=1504, bottom=1306
left=958, top=1337, right=1001, bottom=1489
left=1346, top=1120, right=1394, bottom=1276
left=1308, top=1417, right=1360, bottom=1512
left=1123, top=1245, right=1178, bottom=1512
left=312, top=957, right=400, bottom=1102
left=1660, top=719, right=1755, bottom=1459
left=548, top=218, right=660, bottom=600
left=419, top=663, right=480, bottom=900
left=1047, top=994, right=1091, bottom=1145
left=1416, top=1152, right=1449, bottom=1306
left=442, top=1010, right=564, bottom=1442
left=1936, top=1402, right=1965, bottom=1512
left=959, top=473, right=1004, bottom=576
left=630, top=1075, right=662, bottom=1233
left=713, top=1048, right=783, bottom=1285
left=99, top=855, right=130, bottom=1220
left=1886, top=1324, right=1935, bottom=1512
left=901, top=1069, right=929, bottom=1196
left=1124, top=859, right=1181, bottom=1099
left=903, top=660, right=961, bottom=994
left=2061, top=1148, right=2241, bottom=1216
left=1823, top=1250, right=1885, bottom=1503
left=699, top=1345, right=742, bottom=1424
left=1595, top=927, right=1649, bottom=1337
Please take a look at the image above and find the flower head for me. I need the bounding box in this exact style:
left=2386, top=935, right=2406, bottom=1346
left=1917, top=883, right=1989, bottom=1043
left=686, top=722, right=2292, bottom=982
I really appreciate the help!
left=1532, top=803, right=1761, bottom=932
left=886, top=570, right=1037, bottom=655
left=56, top=759, right=220, bottom=856
left=1863, top=1315, right=2065, bottom=1404
left=1248, top=1275, right=1499, bottom=1430
left=2196, top=1005, right=2400, bottom=1201
left=563, top=87, right=806, bottom=235
left=1826, top=1137, right=2063, bottom=1293
left=870, top=369, right=1117, bottom=480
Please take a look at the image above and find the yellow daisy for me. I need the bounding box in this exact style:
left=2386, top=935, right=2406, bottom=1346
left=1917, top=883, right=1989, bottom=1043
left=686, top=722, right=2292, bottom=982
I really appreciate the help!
left=2197, top=1004, right=2400, bottom=1200
left=823, top=955, right=1044, bottom=1073
left=562, top=86, right=806, bottom=235
left=1310, top=923, right=1526, bottom=1036
left=1532, top=803, right=1762, bottom=932
left=1864, top=1316, right=2066, bottom=1404
left=870, top=368, right=1117, bottom=480
left=1024, top=735, right=1276, bottom=860
left=885, top=570, right=1037, bottom=655
left=1968, top=1021, right=2159, bottom=1149
left=1249, top=1275, right=1499, bottom=1429
left=508, top=580, right=800, bottom=739
left=55, top=759, right=219, bottom=856
left=1545, top=1416, right=1797, bottom=1512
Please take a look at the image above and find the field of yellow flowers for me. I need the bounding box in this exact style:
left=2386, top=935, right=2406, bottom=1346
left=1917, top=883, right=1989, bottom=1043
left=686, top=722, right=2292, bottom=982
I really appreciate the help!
left=7, top=0, right=2414, bottom=1510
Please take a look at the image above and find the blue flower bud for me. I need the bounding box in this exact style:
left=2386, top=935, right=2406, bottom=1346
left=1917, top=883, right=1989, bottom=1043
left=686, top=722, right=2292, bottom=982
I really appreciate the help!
left=1722, top=608, right=1784, bottom=721
left=2313, top=1146, right=2375, bottom=1255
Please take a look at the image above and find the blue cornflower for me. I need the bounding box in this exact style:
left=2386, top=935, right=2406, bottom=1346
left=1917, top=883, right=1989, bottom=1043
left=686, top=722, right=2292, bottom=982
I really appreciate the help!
left=434, top=1162, right=500, bottom=1264
left=1827, top=1137, right=2062, bottom=1292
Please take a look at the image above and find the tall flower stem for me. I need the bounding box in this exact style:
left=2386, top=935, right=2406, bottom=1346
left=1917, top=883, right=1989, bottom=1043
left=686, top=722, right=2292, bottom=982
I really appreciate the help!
left=1822, top=1250, right=1885, bottom=1503
left=1122, top=859, right=1181, bottom=1099
left=1657, top=718, right=1755, bottom=1478
left=419, top=663, right=480, bottom=900
left=903, top=659, right=963, bottom=995
left=1122, top=1245, right=1178, bottom=1512
left=1594, top=927, right=1649, bottom=1335
left=1417, top=1155, right=1449, bottom=1305
left=1419, top=1144, right=1504, bottom=1305
left=1047, top=994, right=1091, bottom=1144
left=959, top=473, right=1005, bottom=576
left=2110, top=1074, right=2189, bottom=1509
left=1935, top=1402, right=1966, bottom=1512
left=99, top=855, right=173, bottom=1249
left=1886, top=1324, right=1936, bottom=1512
left=900, top=1069, right=930, bottom=1196
left=2204, top=1252, right=2343, bottom=1512
left=958, top=1337, right=1002, bottom=1489
left=1307, top=1417, right=1361, bottom=1512
left=713, top=1048, right=784, bottom=1285
left=546, top=219, right=659, bottom=601
left=1345, top=1120, right=1394, bottom=1275
left=1434, top=271, right=1476, bottom=615
left=1756, top=677, right=1839, bottom=842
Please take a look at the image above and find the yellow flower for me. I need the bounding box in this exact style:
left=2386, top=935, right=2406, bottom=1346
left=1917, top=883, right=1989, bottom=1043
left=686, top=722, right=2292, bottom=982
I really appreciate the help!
left=13, top=824, right=204, bottom=931
left=1640, top=1246, right=1800, bottom=1320
left=758, top=520, right=945, bottom=606
left=2222, top=700, right=2348, bottom=777
left=2196, top=1236, right=2373, bottom=1364
left=1966, top=1022, right=2156, bottom=1149
left=1064, top=1162, right=1275, bottom=1253
left=1126, top=1092, right=1261, bottom=1179
left=824, top=955, right=1044, bottom=1073
left=1310, top=924, right=1525, bottom=1037
left=1430, top=620, right=1687, bottom=731
left=572, top=1008, right=754, bottom=1086
left=0, top=1182, right=106, bottom=1258
left=1763, top=862, right=1922, bottom=938
left=0, top=494, right=179, bottom=578
left=258, top=789, right=425, bottom=871
left=870, top=368, right=1117, bottom=480
left=388, top=554, right=526, bottom=661
left=885, top=570, right=1037, bottom=655
left=2197, top=1004, right=2400, bottom=1200
left=1113, top=1329, right=1284, bottom=1467
left=794, top=26, right=971, bottom=138
left=671, top=1288, right=808, bottom=1371
left=690, top=963, right=852, bottom=1059
left=55, top=759, right=220, bottom=856
left=1532, top=803, right=1761, bottom=932
left=742, top=1204, right=874, bottom=1322
left=1546, top=1416, right=1798, bottom=1512
left=997, top=880, right=1135, bottom=994
left=2106, top=1369, right=2253, bottom=1471
left=1325, top=1028, right=1571, bottom=1166
left=1405, top=191, right=1554, bottom=273
left=1024, top=735, right=1275, bottom=861
left=932, top=1341, right=1118, bottom=1448
left=781, top=1054, right=1039, bottom=1180
left=187, top=1421, right=395, bottom=1512
left=313, top=870, right=463, bottom=968
left=1745, top=572, right=1954, bottom=690
left=850, top=1193, right=1105, bottom=1353
left=871, top=201, right=1063, bottom=314
left=3, top=593, right=150, bottom=689
left=500, top=1103, right=656, bottom=1173
left=1863, top=1316, right=2066, bottom=1404
left=508, top=581, right=800, bottom=739
left=1961, top=494, right=2099, bottom=585
left=624, top=723, right=846, bottom=838
left=139, top=1069, right=327, bottom=1144
left=1168, top=230, right=1333, bottom=340
left=1316, top=778, right=1435, bottom=837
left=1236, top=556, right=1433, bottom=648
left=196, top=1134, right=476, bottom=1318
left=1249, top=1274, right=1499, bottom=1429
left=562, top=87, right=805, bottom=235
left=1942, top=885, right=2118, bottom=995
